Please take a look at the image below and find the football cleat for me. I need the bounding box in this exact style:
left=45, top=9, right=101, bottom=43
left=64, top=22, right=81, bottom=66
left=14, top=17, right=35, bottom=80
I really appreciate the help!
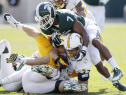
left=63, top=83, right=88, bottom=92
left=6, top=53, right=18, bottom=63
left=31, top=65, right=55, bottom=74
left=4, top=13, right=20, bottom=28
left=113, top=81, right=126, bottom=91
left=112, top=67, right=123, bottom=81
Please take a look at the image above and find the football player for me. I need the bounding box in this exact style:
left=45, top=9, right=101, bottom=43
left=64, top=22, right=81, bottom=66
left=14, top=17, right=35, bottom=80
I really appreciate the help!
left=0, top=41, right=87, bottom=93
left=3, top=12, right=90, bottom=93
left=83, top=0, right=109, bottom=32
left=3, top=2, right=124, bottom=91
left=50, top=33, right=126, bottom=91
left=50, top=33, right=91, bottom=93
left=0, top=39, right=30, bottom=91
left=34, top=2, right=123, bottom=82
left=0, top=63, right=87, bottom=93
left=49, top=0, right=95, bottom=20
left=4, top=12, right=69, bottom=80
left=49, top=0, right=124, bottom=82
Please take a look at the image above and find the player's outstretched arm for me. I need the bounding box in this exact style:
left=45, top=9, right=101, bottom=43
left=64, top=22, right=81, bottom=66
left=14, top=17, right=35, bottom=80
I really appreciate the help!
left=3, top=13, right=41, bottom=39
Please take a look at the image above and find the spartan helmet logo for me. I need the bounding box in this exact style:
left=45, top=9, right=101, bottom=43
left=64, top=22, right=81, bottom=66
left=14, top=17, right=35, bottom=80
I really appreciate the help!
left=44, top=3, right=52, bottom=13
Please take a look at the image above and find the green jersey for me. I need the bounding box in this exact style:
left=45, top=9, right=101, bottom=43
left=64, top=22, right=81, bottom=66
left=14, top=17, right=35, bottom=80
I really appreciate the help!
left=41, top=9, right=85, bottom=35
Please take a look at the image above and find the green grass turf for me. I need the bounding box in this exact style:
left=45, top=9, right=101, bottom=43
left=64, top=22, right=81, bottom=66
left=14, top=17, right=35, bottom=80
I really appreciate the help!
left=0, top=23, right=126, bottom=95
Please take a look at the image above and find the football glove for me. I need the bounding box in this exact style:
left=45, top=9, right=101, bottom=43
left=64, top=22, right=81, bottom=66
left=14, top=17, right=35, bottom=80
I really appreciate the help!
left=52, top=32, right=63, bottom=48
left=74, top=46, right=87, bottom=61
left=4, top=13, right=23, bottom=29
left=55, top=56, right=69, bottom=71
left=6, top=53, right=18, bottom=63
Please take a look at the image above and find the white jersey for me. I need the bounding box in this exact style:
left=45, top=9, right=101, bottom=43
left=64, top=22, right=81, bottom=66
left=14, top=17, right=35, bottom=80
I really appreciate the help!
left=70, top=51, right=91, bottom=74
left=65, top=0, right=95, bottom=20
left=59, top=51, right=91, bottom=81
left=66, top=0, right=81, bottom=12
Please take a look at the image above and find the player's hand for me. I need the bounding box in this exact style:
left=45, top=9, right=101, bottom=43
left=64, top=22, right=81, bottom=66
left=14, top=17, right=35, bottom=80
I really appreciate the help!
left=3, top=13, right=21, bottom=29
left=55, top=57, right=69, bottom=71
left=52, top=32, right=63, bottom=48
left=6, top=53, right=18, bottom=63
left=74, top=46, right=87, bottom=61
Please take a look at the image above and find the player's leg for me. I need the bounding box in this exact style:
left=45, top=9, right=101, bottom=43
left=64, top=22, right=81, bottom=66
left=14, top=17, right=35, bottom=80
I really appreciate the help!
left=92, top=39, right=123, bottom=81
left=22, top=69, right=88, bottom=94
left=88, top=43, right=112, bottom=79
left=22, top=69, right=55, bottom=94
left=0, top=66, right=30, bottom=91
left=85, top=18, right=123, bottom=81
left=0, top=40, right=15, bottom=80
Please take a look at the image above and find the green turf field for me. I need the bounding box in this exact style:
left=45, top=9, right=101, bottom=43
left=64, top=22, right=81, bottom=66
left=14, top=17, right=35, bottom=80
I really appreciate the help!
left=0, top=23, right=126, bottom=95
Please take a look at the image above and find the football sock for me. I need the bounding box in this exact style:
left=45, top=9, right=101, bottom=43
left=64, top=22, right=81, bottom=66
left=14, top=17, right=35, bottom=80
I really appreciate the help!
left=108, top=74, right=113, bottom=81
left=108, top=57, right=118, bottom=69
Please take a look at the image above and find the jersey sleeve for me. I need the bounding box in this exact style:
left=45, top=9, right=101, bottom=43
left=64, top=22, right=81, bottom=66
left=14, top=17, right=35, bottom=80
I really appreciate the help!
left=40, top=28, right=55, bottom=35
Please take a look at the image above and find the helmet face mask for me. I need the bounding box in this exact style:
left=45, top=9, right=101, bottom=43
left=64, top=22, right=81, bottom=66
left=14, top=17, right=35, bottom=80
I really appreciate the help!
left=65, top=47, right=81, bottom=61
left=64, top=33, right=83, bottom=61
left=35, top=2, right=56, bottom=30
left=50, top=0, right=68, bottom=9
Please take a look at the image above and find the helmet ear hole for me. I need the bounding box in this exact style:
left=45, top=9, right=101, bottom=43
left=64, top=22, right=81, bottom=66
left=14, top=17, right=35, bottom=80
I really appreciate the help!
left=50, top=0, right=68, bottom=9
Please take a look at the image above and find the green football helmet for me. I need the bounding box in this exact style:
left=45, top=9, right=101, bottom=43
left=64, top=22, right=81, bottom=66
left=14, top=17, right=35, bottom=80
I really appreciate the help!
left=35, top=2, right=56, bottom=30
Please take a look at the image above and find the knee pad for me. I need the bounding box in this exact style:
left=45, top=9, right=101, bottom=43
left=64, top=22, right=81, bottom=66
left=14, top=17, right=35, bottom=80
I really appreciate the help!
left=78, top=73, right=89, bottom=81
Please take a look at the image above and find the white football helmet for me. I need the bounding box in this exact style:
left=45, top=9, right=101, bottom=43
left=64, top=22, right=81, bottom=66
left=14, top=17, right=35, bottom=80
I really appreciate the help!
left=35, top=2, right=56, bottom=30
left=50, top=0, right=68, bottom=9
left=64, top=33, right=83, bottom=60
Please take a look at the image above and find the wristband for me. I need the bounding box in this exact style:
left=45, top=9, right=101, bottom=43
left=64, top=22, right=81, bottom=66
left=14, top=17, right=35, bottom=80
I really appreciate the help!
left=18, top=24, right=24, bottom=30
